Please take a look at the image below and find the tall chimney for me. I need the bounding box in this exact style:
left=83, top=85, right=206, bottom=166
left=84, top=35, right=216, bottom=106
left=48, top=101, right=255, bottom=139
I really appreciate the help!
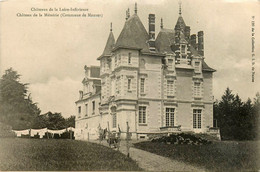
left=148, top=14, right=155, bottom=51
left=198, top=31, right=204, bottom=56
left=190, top=34, right=197, bottom=50
left=184, top=26, right=190, bottom=41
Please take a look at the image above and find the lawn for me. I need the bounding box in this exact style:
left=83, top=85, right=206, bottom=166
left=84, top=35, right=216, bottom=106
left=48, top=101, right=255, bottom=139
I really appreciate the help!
left=134, top=140, right=260, bottom=171
left=0, top=138, right=142, bottom=171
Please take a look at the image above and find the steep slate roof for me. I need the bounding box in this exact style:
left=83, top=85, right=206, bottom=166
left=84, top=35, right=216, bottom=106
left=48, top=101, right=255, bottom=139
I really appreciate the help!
left=97, top=31, right=115, bottom=60
left=114, top=14, right=150, bottom=52
left=190, top=45, right=216, bottom=72
left=90, top=66, right=100, bottom=78
left=175, top=16, right=186, bottom=31
left=102, top=31, right=115, bottom=56
left=202, top=60, right=216, bottom=72
left=155, top=28, right=175, bottom=54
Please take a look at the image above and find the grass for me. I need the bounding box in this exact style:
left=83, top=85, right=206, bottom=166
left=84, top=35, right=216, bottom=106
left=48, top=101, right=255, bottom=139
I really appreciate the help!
left=134, top=140, right=260, bottom=171
left=0, top=138, right=142, bottom=171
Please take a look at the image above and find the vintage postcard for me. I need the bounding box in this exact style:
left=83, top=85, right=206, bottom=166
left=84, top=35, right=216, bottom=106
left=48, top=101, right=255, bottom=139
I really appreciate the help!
left=0, top=0, right=259, bottom=171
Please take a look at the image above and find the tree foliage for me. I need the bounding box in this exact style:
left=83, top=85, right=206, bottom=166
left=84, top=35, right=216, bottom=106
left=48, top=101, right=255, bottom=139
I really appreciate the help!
left=32, top=112, right=75, bottom=130
left=0, top=68, right=75, bottom=130
left=0, top=68, right=41, bottom=129
left=214, top=87, right=259, bottom=140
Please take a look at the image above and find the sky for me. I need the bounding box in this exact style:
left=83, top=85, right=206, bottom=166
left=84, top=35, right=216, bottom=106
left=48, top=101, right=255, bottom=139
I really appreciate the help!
left=0, top=0, right=259, bottom=118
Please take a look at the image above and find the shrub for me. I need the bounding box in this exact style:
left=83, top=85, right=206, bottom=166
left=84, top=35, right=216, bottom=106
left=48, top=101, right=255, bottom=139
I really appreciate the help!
left=151, top=133, right=212, bottom=145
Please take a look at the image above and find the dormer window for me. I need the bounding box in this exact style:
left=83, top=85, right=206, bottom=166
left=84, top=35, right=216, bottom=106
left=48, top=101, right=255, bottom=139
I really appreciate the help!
left=194, top=61, right=200, bottom=73
left=181, top=45, right=186, bottom=54
left=168, top=59, right=173, bottom=69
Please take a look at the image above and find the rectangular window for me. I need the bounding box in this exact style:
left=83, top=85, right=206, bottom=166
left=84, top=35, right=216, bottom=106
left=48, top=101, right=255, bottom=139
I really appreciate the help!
left=194, top=82, right=201, bottom=97
left=140, top=78, right=145, bottom=94
left=78, top=106, right=81, bottom=118
left=193, top=109, right=202, bottom=129
left=116, top=77, right=120, bottom=94
left=139, top=106, right=146, bottom=124
left=127, top=78, right=131, bottom=91
left=195, top=61, right=200, bottom=72
left=78, top=106, right=81, bottom=114
left=85, top=104, right=88, bottom=116
left=181, top=45, right=186, bottom=54
left=166, top=108, right=175, bottom=127
left=167, top=80, right=174, bottom=96
left=168, top=59, right=173, bottom=69
left=112, top=113, right=117, bottom=128
left=128, top=53, right=131, bottom=64
left=92, top=101, right=95, bottom=115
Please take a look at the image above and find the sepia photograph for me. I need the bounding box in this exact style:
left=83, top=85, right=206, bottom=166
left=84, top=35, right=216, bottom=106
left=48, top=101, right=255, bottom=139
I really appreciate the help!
left=0, top=0, right=259, bottom=171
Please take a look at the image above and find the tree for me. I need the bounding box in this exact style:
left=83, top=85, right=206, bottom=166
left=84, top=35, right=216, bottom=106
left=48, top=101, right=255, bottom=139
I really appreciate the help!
left=66, top=116, right=75, bottom=128
left=0, top=68, right=41, bottom=129
left=37, top=112, right=66, bottom=130
left=214, top=87, right=259, bottom=140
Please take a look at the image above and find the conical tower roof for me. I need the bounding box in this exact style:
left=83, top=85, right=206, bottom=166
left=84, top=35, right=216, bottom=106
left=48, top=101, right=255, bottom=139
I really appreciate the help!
left=114, top=14, right=150, bottom=52
left=98, top=27, right=115, bottom=60
left=102, top=31, right=115, bottom=56
left=175, top=16, right=186, bottom=32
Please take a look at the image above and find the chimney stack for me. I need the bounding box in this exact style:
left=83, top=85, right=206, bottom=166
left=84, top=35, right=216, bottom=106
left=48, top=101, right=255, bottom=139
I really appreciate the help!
left=148, top=14, right=156, bottom=51
left=190, top=34, right=197, bottom=50
left=197, top=31, right=204, bottom=56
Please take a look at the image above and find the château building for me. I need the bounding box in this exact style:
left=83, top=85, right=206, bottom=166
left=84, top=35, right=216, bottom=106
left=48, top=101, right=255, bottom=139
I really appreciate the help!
left=75, top=3, right=217, bottom=140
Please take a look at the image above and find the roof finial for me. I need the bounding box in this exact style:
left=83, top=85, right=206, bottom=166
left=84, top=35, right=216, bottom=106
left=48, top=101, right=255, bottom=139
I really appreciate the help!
left=179, top=0, right=182, bottom=16
left=110, top=22, right=112, bottom=32
left=135, top=2, right=137, bottom=14
left=160, top=18, right=163, bottom=29
left=126, top=8, right=130, bottom=20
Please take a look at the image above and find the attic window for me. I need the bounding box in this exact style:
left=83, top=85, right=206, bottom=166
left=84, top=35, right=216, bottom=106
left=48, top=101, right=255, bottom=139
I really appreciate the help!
left=195, top=61, right=200, bottom=72
left=181, top=45, right=186, bottom=54
left=168, top=59, right=173, bottom=69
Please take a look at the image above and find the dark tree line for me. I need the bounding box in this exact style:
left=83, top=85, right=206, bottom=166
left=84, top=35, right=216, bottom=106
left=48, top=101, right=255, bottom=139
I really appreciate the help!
left=0, top=68, right=75, bottom=130
left=214, top=88, right=259, bottom=140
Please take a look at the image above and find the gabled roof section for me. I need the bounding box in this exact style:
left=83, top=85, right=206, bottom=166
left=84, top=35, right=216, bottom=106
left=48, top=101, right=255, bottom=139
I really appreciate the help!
left=155, top=28, right=175, bottom=54
left=179, top=31, right=188, bottom=44
left=114, top=14, right=150, bottom=52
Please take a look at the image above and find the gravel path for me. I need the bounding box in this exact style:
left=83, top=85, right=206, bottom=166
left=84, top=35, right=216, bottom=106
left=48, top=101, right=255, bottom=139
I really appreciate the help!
left=91, top=140, right=205, bottom=171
